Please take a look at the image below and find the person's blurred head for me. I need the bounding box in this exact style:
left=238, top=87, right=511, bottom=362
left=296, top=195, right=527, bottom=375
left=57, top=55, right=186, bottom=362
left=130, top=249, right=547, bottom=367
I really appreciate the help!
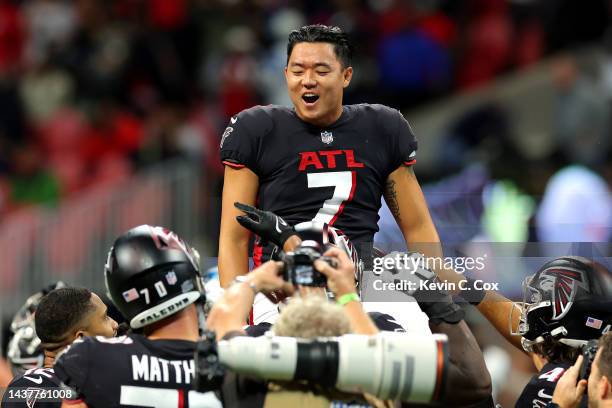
left=35, top=288, right=118, bottom=352
left=588, top=332, right=612, bottom=407
left=285, top=25, right=353, bottom=128
left=273, top=293, right=350, bottom=338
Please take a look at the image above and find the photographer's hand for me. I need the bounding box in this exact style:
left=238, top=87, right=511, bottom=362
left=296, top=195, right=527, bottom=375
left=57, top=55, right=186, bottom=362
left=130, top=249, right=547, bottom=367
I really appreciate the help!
left=208, top=261, right=293, bottom=340
left=552, top=355, right=588, bottom=408
left=246, top=261, right=295, bottom=295
left=314, top=247, right=357, bottom=298
left=315, top=248, right=378, bottom=335
left=234, top=202, right=298, bottom=248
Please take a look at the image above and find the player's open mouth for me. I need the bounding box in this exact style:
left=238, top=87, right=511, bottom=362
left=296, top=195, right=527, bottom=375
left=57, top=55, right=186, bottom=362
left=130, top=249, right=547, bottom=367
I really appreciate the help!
left=302, top=93, right=319, bottom=105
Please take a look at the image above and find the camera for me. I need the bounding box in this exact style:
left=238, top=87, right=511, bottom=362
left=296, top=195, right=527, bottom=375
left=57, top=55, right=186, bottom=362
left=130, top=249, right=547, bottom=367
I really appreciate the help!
left=280, top=240, right=336, bottom=287
left=579, top=339, right=599, bottom=381
left=194, top=331, right=449, bottom=404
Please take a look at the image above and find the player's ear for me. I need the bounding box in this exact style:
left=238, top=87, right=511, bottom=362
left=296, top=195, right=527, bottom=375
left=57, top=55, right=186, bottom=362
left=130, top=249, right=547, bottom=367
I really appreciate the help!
left=599, top=375, right=611, bottom=399
left=342, top=66, right=353, bottom=88
left=284, top=66, right=289, bottom=81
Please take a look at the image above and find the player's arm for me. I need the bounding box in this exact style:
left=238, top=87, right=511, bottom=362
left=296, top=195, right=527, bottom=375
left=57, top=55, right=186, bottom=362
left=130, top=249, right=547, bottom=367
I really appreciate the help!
left=207, top=261, right=293, bottom=340
left=432, top=321, right=493, bottom=405
left=475, top=291, right=525, bottom=351
left=432, top=266, right=526, bottom=352
left=218, top=166, right=259, bottom=287
left=384, top=165, right=442, bottom=259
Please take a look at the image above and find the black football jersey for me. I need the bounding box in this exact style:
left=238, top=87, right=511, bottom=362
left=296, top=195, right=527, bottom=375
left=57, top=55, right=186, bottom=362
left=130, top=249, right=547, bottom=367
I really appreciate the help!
left=1, top=367, right=63, bottom=407
left=515, top=362, right=587, bottom=408
left=220, top=104, right=417, bottom=253
left=53, top=334, right=222, bottom=408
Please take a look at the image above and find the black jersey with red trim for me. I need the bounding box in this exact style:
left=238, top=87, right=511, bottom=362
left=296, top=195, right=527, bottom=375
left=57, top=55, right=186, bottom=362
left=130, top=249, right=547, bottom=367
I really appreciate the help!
left=1, top=367, right=63, bottom=407
left=515, top=362, right=587, bottom=408
left=53, top=334, right=222, bottom=408
left=220, top=104, right=417, bottom=249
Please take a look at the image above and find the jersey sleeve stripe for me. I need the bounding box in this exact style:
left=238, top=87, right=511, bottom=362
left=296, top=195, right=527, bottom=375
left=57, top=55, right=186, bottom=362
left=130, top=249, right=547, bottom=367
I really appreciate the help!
left=222, top=160, right=246, bottom=169
left=403, top=159, right=416, bottom=166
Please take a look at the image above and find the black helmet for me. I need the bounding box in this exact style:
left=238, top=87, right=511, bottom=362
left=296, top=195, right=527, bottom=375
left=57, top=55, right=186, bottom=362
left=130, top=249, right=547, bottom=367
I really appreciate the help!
left=516, top=256, right=612, bottom=350
left=7, top=281, right=66, bottom=375
left=104, top=225, right=205, bottom=329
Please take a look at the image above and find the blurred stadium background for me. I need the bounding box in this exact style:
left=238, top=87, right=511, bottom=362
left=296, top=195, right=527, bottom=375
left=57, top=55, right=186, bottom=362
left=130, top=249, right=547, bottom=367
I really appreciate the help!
left=0, top=0, right=610, bottom=405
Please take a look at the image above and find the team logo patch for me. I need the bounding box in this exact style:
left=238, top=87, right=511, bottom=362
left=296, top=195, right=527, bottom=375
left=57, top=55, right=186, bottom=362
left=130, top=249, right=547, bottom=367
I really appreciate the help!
left=220, top=126, right=234, bottom=148
left=26, top=388, right=43, bottom=408
left=320, top=130, right=333, bottom=145
left=166, top=271, right=178, bottom=285
left=540, top=267, right=589, bottom=320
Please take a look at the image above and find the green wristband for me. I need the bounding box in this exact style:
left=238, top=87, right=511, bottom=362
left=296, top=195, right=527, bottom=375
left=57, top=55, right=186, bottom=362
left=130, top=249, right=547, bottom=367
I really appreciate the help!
left=337, top=293, right=360, bottom=306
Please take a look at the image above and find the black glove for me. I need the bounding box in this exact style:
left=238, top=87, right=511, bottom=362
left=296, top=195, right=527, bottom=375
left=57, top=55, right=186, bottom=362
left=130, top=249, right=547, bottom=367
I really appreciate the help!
left=234, top=202, right=297, bottom=247
left=382, top=252, right=464, bottom=325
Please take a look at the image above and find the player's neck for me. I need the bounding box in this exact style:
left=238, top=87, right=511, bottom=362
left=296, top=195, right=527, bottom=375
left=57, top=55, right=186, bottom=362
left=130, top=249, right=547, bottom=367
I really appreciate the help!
left=43, top=349, right=59, bottom=368
left=145, top=305, right=199, bottom=342
left=297, top=105, right=344, bottom=128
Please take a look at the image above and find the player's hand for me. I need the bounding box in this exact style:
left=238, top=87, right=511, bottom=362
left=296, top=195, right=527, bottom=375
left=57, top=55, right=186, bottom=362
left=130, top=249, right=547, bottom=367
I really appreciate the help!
left=247, top=261, right=295, bottom=296
left=314, top=247, right=357, bottom=298
left=552, top=355, right=588, bottom=408
left=234, top=202, right=298, bottom=247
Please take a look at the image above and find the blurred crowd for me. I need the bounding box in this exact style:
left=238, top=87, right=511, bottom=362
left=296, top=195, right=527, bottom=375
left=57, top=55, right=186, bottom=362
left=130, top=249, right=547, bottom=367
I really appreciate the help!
left=0, top=0, right=611, bottom=227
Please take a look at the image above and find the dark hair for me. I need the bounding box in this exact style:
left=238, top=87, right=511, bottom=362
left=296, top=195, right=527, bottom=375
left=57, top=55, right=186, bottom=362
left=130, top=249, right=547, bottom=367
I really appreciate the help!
left=532, top=338, right=581, bottom=364
left=598, top=332, right=612, bottom=379
left=35, top=288, right=95, bottom=345
left=287, top=24, right=353, bottom=68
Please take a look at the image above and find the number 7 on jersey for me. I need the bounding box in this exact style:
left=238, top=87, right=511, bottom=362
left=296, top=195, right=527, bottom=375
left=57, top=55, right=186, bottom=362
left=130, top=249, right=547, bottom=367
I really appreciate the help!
left=307, top=171, right=356, bottom=225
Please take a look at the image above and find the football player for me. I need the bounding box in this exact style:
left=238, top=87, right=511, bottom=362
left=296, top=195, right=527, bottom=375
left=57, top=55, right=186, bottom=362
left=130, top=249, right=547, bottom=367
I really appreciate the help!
left=447, top=256, right=611, bottom=407
left=53, top=225, right=223, bottom=408
left=218, top=25, right=442, bottom=323
left=6, top=282, right=66, bottom=376
left=513, top=257, right=611, bottom=407
left=2, top=287, right=118, bottom=408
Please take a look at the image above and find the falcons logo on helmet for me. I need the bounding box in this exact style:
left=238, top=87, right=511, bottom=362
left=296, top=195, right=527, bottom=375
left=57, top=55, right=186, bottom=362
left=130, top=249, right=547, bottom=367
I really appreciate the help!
left=149, top=226, right=198, bottom=270
left=540, top=267, right=589, bottom=320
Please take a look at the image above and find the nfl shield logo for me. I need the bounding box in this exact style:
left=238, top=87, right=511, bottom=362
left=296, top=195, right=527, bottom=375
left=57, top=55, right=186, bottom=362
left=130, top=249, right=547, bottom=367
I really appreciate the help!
left=166, top=271, right=178, bottom=285
left=320, top=131, right=333, bottom=144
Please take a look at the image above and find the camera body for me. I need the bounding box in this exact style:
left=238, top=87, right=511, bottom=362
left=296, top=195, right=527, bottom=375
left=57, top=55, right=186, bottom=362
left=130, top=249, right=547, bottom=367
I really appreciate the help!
left=281, top=240, right=336, bottom=287
left=579, top=339, right=599, bottom=381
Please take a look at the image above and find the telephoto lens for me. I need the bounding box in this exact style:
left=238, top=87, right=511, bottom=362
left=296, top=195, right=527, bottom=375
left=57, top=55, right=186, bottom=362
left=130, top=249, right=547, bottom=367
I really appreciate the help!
left=194, top=331, right=448, bottom=404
